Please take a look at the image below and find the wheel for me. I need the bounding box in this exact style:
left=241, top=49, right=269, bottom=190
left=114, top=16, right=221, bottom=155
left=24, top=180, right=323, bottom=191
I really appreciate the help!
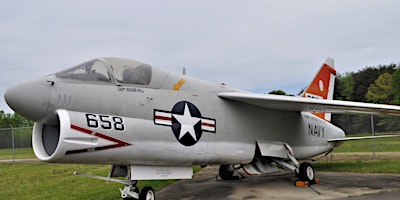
left=219, top=165, right=235, bottom=180
left=139, top=186, right=155, bottom=200
left=297, top=162, right=315, bottom=183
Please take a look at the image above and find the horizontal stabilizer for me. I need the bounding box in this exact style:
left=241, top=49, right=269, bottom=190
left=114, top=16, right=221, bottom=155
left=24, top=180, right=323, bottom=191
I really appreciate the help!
left=327, top=135, right=400, bottom=142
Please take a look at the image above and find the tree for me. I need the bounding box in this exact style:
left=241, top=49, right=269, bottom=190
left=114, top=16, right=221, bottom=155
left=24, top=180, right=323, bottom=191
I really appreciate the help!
left=0, top=111, right=34, bottom=149
left=352, top=64, right=396, bottom=102
left=332, top=64, right=397, bottom=134
left=392, top=66, right=400, bottom=105
left=269, top=90, right=287, bottom=95
left=365, top=72, right=394, bottom=104
left=0, top=111, right=33, bottom=128
left=334, top=72, right=354, bottom=101
left=365, top=72, right=400, bottom=132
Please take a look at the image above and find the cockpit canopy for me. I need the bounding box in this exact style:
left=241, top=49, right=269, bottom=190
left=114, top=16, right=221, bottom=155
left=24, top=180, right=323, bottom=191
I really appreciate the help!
left=55, top=58, right=152, bottom=85
left=112, top=60, right=152, bottom=85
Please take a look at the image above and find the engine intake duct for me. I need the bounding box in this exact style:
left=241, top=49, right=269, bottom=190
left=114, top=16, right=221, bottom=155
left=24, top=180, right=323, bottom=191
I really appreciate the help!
left=42, top=124, right=60, bottom=156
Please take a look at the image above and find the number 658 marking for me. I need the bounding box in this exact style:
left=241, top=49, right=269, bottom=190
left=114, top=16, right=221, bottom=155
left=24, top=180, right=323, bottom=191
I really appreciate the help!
left=86, top=114, right=125, bottom=131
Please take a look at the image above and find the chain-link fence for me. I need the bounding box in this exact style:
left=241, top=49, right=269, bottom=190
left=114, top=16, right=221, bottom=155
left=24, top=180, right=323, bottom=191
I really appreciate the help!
left=0, top=127, right=33, bottom=161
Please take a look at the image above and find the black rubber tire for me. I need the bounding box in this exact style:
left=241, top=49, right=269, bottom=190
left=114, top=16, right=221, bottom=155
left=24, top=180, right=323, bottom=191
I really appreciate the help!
left=298, top=162, right=315, bottom=183
left=139, top=186, right=155, bottom=200
left=219, top=165, right=235, bottom=180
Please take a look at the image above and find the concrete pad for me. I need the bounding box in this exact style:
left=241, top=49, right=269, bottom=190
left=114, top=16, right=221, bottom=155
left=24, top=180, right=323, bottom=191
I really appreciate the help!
left=156, top=166, right=400, bottom=200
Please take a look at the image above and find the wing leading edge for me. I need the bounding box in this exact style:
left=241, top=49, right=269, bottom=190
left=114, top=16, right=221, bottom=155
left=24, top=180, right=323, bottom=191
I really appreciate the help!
left=218, top=92, right=400, bottom=116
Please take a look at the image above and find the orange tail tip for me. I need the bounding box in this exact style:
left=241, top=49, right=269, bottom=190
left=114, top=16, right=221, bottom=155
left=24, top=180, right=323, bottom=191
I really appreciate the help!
left=301, top=57, right=336, bottom=121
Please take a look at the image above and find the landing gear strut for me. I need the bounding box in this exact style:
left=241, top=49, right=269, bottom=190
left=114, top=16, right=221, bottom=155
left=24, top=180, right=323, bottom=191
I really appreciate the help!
left=219, top=164, right=237, bottom=180
left=120, top=182, right=155, bottom=200
left=277, top=143, right=316, bottom=183
left=74, top=166, right=155, bottom=200
left=218, top=142, right=318, bottom=185
left=120, top=181, right=139, bottom=199
left=117, top=167, right=155, bottom=200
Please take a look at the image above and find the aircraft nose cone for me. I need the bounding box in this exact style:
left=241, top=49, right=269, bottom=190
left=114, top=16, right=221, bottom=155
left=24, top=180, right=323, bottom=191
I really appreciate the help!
left=4, top=77, right=51, bottom=121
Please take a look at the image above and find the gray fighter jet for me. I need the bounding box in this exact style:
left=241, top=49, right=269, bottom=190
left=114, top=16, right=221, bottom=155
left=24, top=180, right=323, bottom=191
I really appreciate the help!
left=5, top=57, right=400, bottom=199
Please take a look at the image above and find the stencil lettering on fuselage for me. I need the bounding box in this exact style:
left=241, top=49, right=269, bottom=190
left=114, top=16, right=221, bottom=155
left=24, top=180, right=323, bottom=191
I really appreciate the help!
left=308, top=123, right=325, bottom=138
left=154, top=101, right=216, bottom=146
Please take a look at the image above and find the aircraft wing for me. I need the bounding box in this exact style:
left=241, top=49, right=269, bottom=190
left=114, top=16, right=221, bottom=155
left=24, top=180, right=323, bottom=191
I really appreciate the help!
left=218, top=92, right=400, bottom=116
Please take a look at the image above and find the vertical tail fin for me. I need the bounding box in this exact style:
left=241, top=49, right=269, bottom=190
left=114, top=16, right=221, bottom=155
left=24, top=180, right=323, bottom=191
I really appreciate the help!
left=301, top=57, right=336, bottom=121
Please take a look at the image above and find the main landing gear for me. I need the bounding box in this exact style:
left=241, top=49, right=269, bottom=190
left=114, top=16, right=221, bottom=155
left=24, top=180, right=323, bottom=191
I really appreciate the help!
left=297, top=162, right=315, bottom=183
left=218, top=161, right=316, bottom=184
left=74, top=166, right=155, bottom=200
left=218, top=143, right=317, bottom=185
left=274, top=143, right=317, bottom=184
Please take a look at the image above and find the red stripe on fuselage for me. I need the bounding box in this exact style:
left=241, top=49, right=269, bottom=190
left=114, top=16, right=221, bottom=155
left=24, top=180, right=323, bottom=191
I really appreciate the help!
left=202, top=122, right=215, bottom=127
left=155, top=116, right=172, bottom=121
left=66, top=125, right=131, bottom=155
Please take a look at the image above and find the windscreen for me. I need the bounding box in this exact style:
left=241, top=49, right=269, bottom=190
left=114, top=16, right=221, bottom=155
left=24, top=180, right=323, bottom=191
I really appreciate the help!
left=55, top=59, right=112, bottom=83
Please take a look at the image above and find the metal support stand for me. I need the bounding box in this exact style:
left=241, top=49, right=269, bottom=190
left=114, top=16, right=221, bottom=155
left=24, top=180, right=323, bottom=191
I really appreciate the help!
left=371, top=115, right=376, bottom=160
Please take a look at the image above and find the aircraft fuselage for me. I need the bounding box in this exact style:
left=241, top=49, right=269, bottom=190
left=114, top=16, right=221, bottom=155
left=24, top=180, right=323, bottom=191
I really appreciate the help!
left=5, top=58, right=344, bottom=166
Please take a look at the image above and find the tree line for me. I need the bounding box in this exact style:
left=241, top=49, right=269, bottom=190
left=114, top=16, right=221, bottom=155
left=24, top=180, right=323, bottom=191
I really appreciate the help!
left=0, top=111, right=33, bottom=149
left=269, top=63, right=400, bottom=134
left=0, top=111, right=33, bottom=128
left=332, top=63, right=400, bottom=134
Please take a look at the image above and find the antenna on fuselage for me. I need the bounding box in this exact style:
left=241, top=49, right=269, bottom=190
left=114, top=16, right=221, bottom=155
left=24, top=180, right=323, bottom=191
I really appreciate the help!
left=182, top=67, right=186, bottom=75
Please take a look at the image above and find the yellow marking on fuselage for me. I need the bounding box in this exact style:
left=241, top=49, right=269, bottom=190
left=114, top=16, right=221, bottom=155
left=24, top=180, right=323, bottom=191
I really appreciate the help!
left=173, top=79, right=186, bottom=90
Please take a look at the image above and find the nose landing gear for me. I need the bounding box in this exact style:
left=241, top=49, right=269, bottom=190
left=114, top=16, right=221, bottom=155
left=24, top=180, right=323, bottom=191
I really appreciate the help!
left=120, top=183, right=155, bottom=200
left=74, top=166, right=155, bottom=200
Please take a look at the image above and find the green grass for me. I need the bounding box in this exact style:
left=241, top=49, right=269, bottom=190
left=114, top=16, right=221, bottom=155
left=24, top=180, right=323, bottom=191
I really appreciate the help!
left=335, top=134, right=400, bottom=152
left=0, top=148, right=35, bottom=160
left=313, top=133, right=400, bottom=173
left=0, top=162, right=197, bottom=200
left=314, top=160, right=400, bottom=173
left=0, top=163, right=122, bottom=200
left=0, top=150, right=202, bottom=200
left=1, top=136, right=400, bottom=199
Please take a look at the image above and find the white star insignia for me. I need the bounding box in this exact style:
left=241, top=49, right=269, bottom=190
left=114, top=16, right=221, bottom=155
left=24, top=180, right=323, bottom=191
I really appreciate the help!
left=172, top=103, right=201, bottom=141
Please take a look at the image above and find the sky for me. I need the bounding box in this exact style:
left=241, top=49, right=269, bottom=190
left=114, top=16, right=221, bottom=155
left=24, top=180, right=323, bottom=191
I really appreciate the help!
left=1, top=0, right=400, bottom=114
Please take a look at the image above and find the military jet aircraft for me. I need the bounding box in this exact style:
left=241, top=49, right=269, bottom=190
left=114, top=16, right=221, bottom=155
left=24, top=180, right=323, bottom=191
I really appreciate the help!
left=5, top=57, right=400, bottom=199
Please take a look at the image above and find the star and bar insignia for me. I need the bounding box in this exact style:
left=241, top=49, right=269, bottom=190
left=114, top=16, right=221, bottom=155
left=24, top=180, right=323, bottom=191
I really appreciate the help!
left=154, top=101, right=216, bottom=146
